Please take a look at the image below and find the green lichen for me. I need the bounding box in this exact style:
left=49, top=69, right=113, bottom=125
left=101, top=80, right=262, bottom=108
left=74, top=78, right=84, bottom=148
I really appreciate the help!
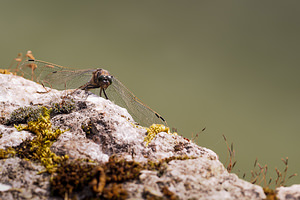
left=51, top=97, right=75, bottom=115
left=6, top=106, right=45, bottom=125
left=144, top=124, right=177, bottom=146
left=5, top=98, right=75, bottom=126
left=14, top=107, right=68, bottom=173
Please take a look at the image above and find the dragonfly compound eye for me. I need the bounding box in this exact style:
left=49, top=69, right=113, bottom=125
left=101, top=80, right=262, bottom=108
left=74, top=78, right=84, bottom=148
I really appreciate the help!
left=98, top=75, right=112, bottom=85
left=107, top=76, right=113, bottom=84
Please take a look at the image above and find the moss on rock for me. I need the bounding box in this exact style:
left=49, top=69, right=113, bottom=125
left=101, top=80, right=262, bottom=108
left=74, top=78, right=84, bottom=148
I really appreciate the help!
left=14, top=107, right=68, bottom=173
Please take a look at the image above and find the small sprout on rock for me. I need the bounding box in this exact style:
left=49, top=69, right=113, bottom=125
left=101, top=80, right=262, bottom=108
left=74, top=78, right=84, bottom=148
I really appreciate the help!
left=223, top=134, right=237, bottom=173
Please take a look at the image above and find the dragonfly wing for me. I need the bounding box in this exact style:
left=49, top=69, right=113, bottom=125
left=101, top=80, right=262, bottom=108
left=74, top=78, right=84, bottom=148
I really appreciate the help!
left=43, top=69, right=96, bottom=90
left=106, top=77, right=166, bottom=127
left=19, top=60, right=64, bottom=83
left=8, top=53, right=23, bottom=74
left=19, top=60, right=95, bottom=90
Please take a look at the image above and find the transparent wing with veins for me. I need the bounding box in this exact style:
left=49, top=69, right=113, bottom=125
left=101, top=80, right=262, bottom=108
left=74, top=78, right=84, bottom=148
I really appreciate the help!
left=19, top=59, right=95, bottom=90
left=106, top=76, right=167, bottom=127
left=42, top=68, right=96, bottom=90
left=19, top=59, right=63, bottom=83
left=19, top=59, right=167, bottom=127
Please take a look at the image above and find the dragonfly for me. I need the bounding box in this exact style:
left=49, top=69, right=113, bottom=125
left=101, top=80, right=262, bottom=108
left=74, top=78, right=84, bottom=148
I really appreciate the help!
left=19, top=59, right=167, bottom=127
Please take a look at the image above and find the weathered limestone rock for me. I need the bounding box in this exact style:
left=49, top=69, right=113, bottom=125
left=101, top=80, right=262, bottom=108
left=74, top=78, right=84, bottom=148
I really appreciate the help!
left=276, top=184, right=300, bottom=200
left=0, top=73, right=268, bottom=199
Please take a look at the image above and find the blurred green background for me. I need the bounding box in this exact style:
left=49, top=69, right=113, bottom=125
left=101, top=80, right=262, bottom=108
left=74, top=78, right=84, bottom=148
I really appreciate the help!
left=1, top=1, right=299, bottom=186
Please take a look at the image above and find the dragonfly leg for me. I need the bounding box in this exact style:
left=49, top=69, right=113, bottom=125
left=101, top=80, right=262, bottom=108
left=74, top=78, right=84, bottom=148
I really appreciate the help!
left=100, top=88, right=109, bottom=99
left=103, top=89, right=109, bottom=99
left=36, top=81, right=51, bottom=93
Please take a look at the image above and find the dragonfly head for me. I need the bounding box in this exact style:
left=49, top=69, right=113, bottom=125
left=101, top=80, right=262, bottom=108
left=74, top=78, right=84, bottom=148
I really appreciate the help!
left=98, top=75, right=112, bottom=88
left=95, top=69, right=113, bottom=89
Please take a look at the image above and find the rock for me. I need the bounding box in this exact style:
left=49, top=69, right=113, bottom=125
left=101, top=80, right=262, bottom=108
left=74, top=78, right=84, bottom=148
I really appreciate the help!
left=0, top=157, right=50, bottom=200
left=0, top=183, right=11, bottom=192
left=276, top=184, right=300, bottom=200
left=0, top=125, right=33, bottom=149
left=0, top=73, right=267, bottom=199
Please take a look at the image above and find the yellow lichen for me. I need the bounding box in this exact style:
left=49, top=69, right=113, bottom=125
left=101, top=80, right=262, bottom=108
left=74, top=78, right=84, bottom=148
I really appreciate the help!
left=0, top=69, right=15, bottom=75
left=0, top=147, right=16, bottom=159
left=144, top=124, right=177, bottom=146
left=14, top=107, right=68, bottom=173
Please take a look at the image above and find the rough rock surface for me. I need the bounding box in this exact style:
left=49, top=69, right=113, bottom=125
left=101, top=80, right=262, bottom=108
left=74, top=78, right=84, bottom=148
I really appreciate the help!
left=0, top=74, right=269, bottom=199
left=276, top=184, right=300, bottom=200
